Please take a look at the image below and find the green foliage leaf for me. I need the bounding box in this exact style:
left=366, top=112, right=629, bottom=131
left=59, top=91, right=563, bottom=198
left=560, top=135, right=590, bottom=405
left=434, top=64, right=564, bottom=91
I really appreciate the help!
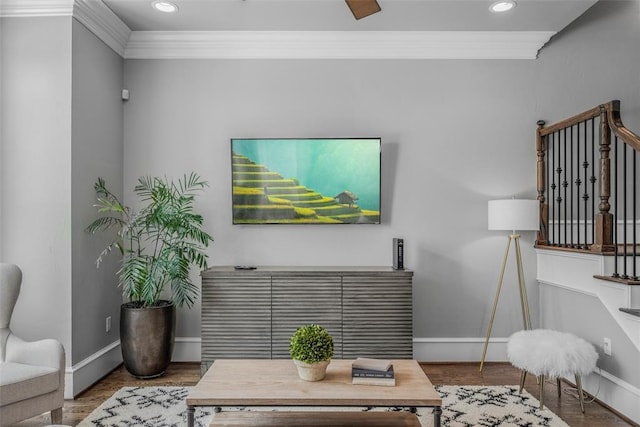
left=289, top=324, right=334, bottom=363
left=86, top=172, right=214, bottom=308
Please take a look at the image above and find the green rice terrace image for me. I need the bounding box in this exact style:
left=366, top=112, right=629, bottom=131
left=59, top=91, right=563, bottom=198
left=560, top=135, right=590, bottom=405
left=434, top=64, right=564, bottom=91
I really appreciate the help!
left=231, top=138, right=381, bottom=224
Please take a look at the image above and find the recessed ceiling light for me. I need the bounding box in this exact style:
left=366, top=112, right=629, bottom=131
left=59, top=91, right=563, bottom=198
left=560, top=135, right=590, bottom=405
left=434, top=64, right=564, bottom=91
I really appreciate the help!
left=489, top=0, right=516, bottom=13
left=152, top=1, right=178, bottom=13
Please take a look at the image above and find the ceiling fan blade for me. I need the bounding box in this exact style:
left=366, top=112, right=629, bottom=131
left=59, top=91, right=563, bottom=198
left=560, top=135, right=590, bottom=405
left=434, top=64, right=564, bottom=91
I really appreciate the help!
left=345, top=0, right=381, bottom=20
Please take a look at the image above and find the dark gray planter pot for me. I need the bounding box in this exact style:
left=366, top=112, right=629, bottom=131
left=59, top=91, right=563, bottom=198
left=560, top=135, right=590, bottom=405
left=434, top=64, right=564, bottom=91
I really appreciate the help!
left=120, top=301, right=175, bottom=379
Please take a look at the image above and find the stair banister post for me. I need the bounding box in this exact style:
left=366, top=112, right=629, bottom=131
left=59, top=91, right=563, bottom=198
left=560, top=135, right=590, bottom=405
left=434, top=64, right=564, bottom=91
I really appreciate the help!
left=593, top=103, right=615, bottom=252
left=536, top=120, right=549, bottom=246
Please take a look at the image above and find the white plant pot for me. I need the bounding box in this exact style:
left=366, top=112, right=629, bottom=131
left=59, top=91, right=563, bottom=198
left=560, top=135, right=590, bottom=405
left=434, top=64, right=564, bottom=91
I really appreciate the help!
left=293, top=359, right=330, bottom=381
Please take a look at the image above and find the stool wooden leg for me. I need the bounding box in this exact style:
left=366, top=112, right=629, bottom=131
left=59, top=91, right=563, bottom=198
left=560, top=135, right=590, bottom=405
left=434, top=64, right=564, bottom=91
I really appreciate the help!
left=575, top=375, right=586, bottom=413
left=538, top=375, right=545, bottom=410
left=51, top=408, right=62, bottom=424
left=519, top=370, right=527, bottom=393
left=557, top=378, right=562, bottom=397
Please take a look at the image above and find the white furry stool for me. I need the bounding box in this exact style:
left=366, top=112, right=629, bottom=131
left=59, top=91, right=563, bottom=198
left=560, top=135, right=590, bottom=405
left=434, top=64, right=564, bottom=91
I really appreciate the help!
left=507, top=329, right=598, bottom=413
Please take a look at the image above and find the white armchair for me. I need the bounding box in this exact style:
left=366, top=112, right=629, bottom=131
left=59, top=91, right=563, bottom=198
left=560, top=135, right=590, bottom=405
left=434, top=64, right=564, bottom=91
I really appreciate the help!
left=0, top=263, right=65, bottom=426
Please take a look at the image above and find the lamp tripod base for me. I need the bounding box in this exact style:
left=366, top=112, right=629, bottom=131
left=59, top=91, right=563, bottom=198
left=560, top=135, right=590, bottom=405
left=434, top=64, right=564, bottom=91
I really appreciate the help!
left=479, top=234, right=531, bottom=372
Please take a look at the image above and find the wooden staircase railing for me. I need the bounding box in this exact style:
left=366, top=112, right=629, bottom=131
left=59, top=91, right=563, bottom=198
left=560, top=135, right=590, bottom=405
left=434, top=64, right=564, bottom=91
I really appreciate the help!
left=536, top=100, right=640, bottom=284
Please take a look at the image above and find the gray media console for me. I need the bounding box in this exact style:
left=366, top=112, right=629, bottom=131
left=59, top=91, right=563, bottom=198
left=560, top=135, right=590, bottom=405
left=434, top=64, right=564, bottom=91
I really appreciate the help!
left=200, top=266, right=413, bottom=372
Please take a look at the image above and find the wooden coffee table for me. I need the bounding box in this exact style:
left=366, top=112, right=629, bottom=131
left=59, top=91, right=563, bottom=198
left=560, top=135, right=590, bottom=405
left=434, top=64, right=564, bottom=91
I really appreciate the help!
left=186, top=359, right=442, bottom=427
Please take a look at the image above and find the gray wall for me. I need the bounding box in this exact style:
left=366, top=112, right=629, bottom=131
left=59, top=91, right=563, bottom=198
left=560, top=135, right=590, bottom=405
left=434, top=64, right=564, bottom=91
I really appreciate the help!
left=71, top=19, right=123, bottom=364
left=534, top=0, right=640, bottom=126
left=540, top=284, right=640, bottom=388
left=2, top=0, right=639, bottom=387
left=534, top=0, right=640, bottom=390
left=122, top=1, right=640, bottom=345
left=0, top=16, right=124, bottom=369
left=1, top=17, right=74, bottom=358
left=123, top=58, right=539, bottom=340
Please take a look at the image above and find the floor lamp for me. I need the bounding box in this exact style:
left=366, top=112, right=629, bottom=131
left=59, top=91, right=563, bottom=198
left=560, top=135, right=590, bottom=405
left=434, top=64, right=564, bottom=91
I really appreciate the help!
left=479, top=199, right=539, bottom=372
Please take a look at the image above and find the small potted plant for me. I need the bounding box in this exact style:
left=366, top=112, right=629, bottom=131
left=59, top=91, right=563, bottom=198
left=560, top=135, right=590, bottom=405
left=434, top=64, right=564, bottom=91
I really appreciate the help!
left=289, top=324, right=334, bottom=381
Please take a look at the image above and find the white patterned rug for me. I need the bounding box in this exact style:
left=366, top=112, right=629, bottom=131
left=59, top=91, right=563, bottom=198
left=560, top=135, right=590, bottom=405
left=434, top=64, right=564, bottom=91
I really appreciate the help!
left=78, top=385, right=569, bottom=427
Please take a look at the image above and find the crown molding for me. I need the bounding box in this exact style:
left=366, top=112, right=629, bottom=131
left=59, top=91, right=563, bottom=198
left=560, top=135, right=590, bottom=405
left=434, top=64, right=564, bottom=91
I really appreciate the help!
left=1, top=1, right=555, bottom=60
left=0, top=0, right=74, bottom=17
left=0, top=0, right=130, bottom=57
left=73, top=0, right=130, bottom=56
left=125, top=30, right=556, bottom=60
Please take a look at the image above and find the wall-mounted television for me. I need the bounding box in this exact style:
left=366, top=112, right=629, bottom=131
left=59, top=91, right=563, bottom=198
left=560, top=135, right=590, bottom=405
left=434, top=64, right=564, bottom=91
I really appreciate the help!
left=231, top=138, right=381, bottom=224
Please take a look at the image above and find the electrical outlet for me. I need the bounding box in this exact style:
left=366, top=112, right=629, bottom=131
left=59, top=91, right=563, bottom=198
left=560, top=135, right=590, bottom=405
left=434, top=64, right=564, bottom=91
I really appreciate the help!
left=106, top=316, right=112, bottom=333
left=603, top=337, right=612, bottom=356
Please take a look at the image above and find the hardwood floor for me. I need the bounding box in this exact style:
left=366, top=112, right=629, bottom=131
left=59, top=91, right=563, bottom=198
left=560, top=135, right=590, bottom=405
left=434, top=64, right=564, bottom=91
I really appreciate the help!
left=14, top=362, right=636, bottom=426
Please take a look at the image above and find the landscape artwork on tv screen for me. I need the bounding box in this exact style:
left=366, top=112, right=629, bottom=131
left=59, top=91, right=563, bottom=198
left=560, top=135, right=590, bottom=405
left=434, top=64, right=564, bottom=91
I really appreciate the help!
left=231, top=138, right=381, bottom=224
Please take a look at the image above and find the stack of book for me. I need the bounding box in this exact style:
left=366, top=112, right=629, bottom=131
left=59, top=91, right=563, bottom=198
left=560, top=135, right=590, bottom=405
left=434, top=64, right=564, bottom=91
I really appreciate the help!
left=351, top=357, right=395, bottom=386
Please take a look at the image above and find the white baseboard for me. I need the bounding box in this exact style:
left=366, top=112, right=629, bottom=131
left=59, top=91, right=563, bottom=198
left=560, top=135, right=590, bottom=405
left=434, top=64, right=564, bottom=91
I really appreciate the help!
left=172, top=337, right=507, bottom=363
left=64, top=340, right=122, bottom=399
left=173, top=336, right=509, bottom=363
left=582, top=367, right=640, bottom=424
left=413, top=337, right=508, bottom=362
left=63, top=337, right=201, bottom=398
left=172, top=337, right=201, bottom=362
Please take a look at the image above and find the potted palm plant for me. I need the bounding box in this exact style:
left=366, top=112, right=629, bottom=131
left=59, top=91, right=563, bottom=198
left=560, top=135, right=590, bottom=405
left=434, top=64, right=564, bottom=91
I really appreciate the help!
left=86, top=172, right=214, bottom=378
left=289, top=324, right=334, bottom=381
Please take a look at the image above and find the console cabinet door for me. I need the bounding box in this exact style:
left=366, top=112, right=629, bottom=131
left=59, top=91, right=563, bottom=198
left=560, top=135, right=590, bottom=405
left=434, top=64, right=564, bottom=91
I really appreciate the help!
left=201, top=275, right=271, bottom=365
left=271, top=276, right=343, bottom=359
left=342, top=275, right=413, bottom=359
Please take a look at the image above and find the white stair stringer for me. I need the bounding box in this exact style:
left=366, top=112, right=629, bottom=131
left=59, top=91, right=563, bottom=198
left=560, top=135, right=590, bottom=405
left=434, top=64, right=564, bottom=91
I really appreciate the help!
left=536, top=249, right=640, bottom=352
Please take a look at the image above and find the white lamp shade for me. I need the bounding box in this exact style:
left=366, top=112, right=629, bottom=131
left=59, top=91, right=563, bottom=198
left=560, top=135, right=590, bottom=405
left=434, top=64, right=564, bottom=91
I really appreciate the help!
left=488, top=199, right=539, bottom=231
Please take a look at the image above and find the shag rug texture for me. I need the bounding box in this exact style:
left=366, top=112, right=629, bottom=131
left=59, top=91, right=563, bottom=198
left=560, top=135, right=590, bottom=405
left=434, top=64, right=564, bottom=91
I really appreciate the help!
left=78, top=385, right=570, bottom=427
left=78, top=386, right=568, bottom=427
